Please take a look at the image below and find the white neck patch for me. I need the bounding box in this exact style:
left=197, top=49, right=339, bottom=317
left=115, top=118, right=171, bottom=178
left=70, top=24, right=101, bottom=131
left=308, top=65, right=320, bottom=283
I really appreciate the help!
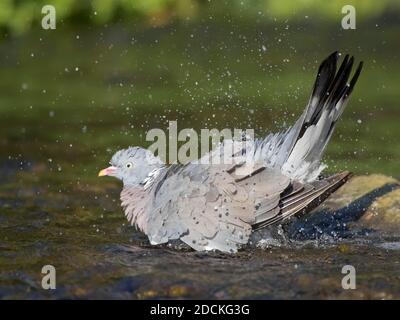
left=141, top=167, right=163, bottom=190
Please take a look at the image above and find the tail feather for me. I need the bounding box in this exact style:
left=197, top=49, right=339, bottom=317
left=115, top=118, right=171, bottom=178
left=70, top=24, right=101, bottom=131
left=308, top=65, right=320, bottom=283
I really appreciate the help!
left=279, top=52, right=363, bottom=181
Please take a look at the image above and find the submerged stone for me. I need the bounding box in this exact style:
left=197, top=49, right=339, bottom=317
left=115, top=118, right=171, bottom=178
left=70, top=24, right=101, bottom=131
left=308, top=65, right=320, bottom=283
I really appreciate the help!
left=358, top=189, right=400, bottom=233
left=316, top=174, right=400, bottom=233
left=321, top=174, right=398, bottom=210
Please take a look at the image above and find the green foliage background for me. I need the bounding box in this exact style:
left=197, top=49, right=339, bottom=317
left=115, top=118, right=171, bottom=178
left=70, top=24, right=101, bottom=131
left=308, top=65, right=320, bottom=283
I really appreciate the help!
left=1, top=0, right=400, bottom=35
left=0, top=1, right=399, bottom=178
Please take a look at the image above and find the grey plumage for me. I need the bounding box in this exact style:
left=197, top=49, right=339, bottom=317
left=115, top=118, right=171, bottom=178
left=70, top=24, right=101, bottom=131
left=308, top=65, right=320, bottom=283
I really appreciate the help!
left=100, top=52, right=363, bottom=253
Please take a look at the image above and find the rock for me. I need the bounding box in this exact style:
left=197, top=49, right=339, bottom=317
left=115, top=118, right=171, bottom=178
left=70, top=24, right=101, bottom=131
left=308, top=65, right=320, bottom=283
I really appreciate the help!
left=289, top=174, right=400, bottom=239
left=358, top=189, right=400, bottom=233
left=320, top=174, right=400, bottom=233
left=321, top=174, right=398, bottom=210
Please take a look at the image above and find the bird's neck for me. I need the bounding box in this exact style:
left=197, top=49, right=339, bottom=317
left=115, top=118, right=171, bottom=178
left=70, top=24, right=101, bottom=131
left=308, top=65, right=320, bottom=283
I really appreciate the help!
left=120, top=185, right=152, bottom=233
left=120, top=166, right=164, bottom=232
left=139, top=166, right=165, bottom=190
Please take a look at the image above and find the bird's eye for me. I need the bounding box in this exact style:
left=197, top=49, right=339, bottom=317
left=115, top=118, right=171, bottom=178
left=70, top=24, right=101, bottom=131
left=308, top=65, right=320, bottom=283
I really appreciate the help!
left=126, top=162, right=133, bottom=169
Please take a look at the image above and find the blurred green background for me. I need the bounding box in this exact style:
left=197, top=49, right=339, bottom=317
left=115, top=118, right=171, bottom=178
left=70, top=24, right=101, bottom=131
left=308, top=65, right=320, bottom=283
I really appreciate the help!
left=0, top=0, right=399, bottom=188
left=1, top=0, right=400, bottom=35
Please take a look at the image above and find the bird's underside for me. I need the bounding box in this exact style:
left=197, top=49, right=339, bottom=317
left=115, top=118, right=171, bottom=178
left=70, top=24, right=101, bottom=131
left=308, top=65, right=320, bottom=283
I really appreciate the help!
left=119, top=51, right=363, bottom=253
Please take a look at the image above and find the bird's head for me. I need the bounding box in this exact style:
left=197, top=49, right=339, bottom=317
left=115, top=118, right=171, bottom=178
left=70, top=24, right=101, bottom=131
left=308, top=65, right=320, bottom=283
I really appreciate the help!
left=98, top=147, right=163, bottom=187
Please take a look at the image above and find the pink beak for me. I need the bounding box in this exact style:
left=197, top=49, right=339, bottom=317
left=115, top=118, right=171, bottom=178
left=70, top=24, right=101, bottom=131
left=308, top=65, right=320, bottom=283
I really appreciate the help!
left=98, top=166, right=117, bottom=177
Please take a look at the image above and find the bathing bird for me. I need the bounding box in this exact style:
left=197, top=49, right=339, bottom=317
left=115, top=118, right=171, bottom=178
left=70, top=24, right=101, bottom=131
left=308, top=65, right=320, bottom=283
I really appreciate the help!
left=99, top=52, right=363, bottom=253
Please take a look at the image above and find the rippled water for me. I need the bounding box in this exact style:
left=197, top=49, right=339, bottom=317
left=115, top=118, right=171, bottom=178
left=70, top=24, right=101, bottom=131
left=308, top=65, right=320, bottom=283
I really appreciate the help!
left=0, top=161, right=399, bottom=299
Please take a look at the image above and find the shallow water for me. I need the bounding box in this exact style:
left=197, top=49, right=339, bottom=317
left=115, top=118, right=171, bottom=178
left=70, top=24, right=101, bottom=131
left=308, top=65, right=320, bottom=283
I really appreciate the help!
left=1, top=161, right=399, bottom=299
left=0, top=21, right=400, bottom=299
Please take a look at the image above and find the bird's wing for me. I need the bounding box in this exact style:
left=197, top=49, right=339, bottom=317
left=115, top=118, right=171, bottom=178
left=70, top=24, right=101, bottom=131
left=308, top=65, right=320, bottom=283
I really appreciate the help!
left=146, top=162, right=291, bottom=252
left=252, top=171, right=352, bottom=230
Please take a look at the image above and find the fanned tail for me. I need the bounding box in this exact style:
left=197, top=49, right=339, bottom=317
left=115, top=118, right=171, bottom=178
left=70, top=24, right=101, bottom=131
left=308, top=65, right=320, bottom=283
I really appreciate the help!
left=282, top=52, right=363, bottom=181
left=261, top=52, right=363, bottom=182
